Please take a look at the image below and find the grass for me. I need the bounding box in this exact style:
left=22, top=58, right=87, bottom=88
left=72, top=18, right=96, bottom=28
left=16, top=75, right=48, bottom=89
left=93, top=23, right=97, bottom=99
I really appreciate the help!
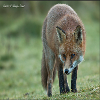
left=0, top=17, right=99, bottom=99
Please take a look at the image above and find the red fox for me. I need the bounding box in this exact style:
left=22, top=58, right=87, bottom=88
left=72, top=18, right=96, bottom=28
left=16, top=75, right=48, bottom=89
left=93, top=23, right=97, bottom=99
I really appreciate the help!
left=41, top=4, right=86, bottom=97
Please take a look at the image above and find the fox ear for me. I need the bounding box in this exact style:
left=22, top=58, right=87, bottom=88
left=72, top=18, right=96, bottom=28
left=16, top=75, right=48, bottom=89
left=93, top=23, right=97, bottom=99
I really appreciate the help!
left=56, top=26, right=66, bottom=43
left=74, top=25, right=82, bottom=44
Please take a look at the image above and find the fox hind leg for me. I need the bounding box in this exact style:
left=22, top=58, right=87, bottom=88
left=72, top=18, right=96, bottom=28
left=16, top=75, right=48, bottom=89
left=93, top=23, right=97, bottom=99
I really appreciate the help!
left=46, top=48, right=55, bottom=97
left=41, top=49, right=48, bottom=90
left=41, top=48, right=56, bottom=97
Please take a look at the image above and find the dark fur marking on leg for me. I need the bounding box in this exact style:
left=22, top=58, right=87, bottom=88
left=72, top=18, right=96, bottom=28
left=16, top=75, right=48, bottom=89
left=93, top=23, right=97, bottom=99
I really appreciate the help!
left=47, top=83, right=52, bottom=97
left=64, top=74, right=70, bottom=93
left=59, top=64, right=65, bottom=94
left=71, top=66, right=78, bottom=92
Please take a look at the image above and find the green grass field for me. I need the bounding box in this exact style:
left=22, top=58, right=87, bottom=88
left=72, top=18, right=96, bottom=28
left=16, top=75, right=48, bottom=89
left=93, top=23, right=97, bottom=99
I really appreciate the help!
left=0, top=16, right=99, bottom=99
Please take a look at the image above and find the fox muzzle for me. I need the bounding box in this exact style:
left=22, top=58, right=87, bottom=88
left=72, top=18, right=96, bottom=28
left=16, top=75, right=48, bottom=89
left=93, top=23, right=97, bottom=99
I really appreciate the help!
left=64, top=68, right=72, bottom=75
left=64, top=69, right=69, bottom=74
left=64, top=65, right=75, bottom=75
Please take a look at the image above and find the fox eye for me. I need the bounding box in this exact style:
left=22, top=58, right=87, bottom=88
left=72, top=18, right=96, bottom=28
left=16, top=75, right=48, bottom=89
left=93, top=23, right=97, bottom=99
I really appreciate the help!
left=71, top=54, right=75, bottom=59
left=62, top=54, right=66, bottom=60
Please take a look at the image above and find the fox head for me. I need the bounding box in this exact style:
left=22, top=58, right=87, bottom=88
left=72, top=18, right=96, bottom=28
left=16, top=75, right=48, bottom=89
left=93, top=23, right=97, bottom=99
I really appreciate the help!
left=56, top=25, right=84, bottom=75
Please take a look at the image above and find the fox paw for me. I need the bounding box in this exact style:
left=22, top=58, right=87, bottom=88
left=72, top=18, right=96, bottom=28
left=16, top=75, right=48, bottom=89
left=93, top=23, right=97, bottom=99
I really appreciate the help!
left=66, top=88, right=70, bottom=93
left=71, top=88, right=77, bottom=93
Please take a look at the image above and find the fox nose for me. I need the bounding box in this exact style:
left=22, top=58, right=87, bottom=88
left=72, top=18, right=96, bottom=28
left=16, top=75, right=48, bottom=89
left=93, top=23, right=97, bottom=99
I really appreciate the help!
left=65, top=69, right=69, bottom=74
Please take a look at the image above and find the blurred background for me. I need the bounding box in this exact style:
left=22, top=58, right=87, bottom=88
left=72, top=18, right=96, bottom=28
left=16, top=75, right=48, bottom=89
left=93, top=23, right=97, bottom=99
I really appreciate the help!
left=0, top=1, right=99, bottom=99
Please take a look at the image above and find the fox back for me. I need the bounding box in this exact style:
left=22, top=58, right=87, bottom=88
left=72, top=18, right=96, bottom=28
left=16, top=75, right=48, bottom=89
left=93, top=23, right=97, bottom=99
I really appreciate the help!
left=41, top=4, right=86, bottom=97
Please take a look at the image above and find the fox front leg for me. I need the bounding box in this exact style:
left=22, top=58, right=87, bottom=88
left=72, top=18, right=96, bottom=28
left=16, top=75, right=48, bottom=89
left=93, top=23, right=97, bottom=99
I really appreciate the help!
left=64, top=73, right=70, bottom=93
left=58, top=64, right=65, bottom=94
left=71, top=65, right=78, bottom=92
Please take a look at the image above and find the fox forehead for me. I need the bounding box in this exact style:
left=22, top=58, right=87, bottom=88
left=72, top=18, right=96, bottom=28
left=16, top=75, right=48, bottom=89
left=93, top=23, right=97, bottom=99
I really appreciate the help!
left=59, top=33, right=74, bottom=52
left=59, top=41, right=82, bottom=55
